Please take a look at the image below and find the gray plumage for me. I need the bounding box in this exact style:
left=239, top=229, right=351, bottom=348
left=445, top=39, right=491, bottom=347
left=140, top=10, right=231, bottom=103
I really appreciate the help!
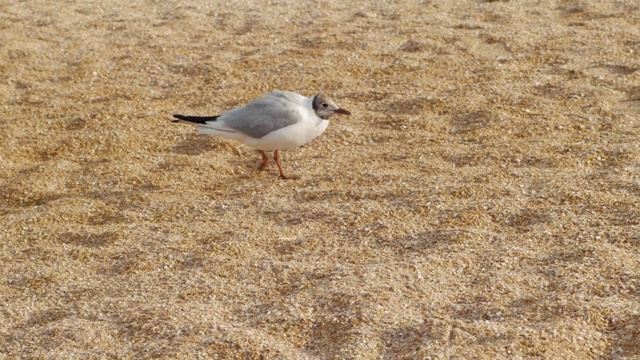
left=220, top=91, right=305, bottom=138
left=171, top=89, right=351, bottom=179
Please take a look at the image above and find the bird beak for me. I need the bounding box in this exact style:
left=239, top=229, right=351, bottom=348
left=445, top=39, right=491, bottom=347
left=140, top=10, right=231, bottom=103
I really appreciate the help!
left=334, top=108, right=351, bottom=115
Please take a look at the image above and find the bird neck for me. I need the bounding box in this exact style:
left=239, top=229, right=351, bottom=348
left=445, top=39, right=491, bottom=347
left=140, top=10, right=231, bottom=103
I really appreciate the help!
left=310, top=95, right=319, bottom=111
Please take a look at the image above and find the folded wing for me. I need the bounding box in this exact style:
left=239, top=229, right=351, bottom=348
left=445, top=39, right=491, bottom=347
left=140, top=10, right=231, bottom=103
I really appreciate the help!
left=220, top=90, right=307, bottom=139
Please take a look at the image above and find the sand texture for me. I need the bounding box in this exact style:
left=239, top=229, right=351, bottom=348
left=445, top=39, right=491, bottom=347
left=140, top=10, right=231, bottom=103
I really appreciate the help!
left=1, top=0, right=639, bottom=358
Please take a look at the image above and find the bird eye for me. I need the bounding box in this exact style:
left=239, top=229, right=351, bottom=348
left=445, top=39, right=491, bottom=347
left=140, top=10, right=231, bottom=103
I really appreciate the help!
left=321, top=103, right=328, bottom=108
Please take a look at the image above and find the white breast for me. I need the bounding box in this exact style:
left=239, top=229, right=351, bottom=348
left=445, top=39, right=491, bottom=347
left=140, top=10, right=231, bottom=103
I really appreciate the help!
left=244, top=118, right=329, bottom=151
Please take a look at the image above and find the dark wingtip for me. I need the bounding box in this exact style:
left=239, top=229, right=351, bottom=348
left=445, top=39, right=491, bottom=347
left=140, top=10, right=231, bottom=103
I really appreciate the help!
left=171, top=114, right=219, bottom=124
left=173, top=114, right=218, bottom=124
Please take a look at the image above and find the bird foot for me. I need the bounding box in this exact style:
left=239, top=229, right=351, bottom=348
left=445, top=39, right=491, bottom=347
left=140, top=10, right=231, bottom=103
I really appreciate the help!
left=256, top=150, right=270, bottom=171
left=273, top=150, right=299, bottom=180
left=280, top=174, right=300, bottom=180
left=256, top=160, right=270, bottom=171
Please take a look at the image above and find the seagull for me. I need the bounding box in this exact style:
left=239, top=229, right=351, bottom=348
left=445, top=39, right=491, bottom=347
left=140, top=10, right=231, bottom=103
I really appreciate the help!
left=172, top=90, right=351, bottom=179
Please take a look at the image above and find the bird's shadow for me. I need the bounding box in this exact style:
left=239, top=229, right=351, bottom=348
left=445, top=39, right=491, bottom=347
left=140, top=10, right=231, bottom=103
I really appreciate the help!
left=169, top=137, right=283, bottom=178
left=170, top=136, right=219, bottom=155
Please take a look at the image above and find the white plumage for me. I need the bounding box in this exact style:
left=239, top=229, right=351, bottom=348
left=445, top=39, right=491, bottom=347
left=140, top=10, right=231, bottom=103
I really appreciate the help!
left=172, top=90, right=351, bottom=179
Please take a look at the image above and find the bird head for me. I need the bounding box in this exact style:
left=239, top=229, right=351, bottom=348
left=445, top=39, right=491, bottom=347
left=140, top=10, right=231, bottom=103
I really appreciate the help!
left=312, top=94, right=351, bottom=120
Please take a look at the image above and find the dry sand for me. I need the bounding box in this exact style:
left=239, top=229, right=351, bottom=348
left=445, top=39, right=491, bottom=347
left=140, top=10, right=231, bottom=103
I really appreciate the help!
left=1, top=0, right=639, bottom=358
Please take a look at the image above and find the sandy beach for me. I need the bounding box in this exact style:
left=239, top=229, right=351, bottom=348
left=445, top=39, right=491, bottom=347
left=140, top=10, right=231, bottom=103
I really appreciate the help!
left=1, top=0, right=639, bottom=358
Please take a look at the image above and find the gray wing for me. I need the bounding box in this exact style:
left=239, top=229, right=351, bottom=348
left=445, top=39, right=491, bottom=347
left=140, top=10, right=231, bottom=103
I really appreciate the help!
left=220, top=91, right=305, bottom=139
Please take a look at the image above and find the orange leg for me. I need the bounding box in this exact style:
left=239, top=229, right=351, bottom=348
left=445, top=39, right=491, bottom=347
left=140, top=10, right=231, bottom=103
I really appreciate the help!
left=274, top=150, right=299, bottom=180
left=256, top=150, right=269, bottom=170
